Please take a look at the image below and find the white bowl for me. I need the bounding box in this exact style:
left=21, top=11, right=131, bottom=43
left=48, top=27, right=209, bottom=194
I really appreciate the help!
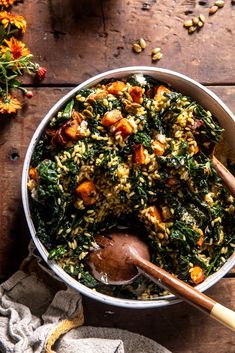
left=22, top=66, right=235, bottom=308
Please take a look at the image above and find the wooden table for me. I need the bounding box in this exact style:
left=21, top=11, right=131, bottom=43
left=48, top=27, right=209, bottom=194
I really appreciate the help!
left=0, top=1, right=234, bottom=352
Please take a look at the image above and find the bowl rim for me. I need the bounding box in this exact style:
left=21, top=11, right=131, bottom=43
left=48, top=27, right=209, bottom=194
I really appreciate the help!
left=22, top=66, right=235, bottom=309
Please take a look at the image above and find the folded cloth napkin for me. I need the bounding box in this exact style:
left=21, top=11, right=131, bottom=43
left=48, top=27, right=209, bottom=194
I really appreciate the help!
left=0, top=243, right=171, bottom=353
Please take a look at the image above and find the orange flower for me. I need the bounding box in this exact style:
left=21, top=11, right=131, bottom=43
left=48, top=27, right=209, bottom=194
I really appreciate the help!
left=0, top=11, right=27, bottom=32
left=0, top=0, right=16, bottom=7
left=1, top=37, right=30, bottom=60
left=0, top=94, right=21, bottom=114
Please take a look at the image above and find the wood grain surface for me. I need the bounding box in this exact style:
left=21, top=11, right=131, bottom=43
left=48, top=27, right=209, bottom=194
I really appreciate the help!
left=83, top=278, right=235, bottom=353
left=0, top=1, right=235, bottom=352
left=13, top=0, right=235, bottom=85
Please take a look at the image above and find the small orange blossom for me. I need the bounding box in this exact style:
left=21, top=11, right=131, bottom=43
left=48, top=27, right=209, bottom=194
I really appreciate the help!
left=1, top=37, right=30, bottom=60
left=0, top=0, right=16, bottom=8
left=0, top=11, right=26, bottom=32
left=0, top=94, right=21, bottom=114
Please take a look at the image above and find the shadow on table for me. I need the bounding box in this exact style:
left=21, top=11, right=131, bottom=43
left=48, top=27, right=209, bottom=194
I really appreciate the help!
left=83, top=284, right=234, bottom=353
left=0, top=200, right=30, bottom=283
left=48, top=0, right=121, bottom=37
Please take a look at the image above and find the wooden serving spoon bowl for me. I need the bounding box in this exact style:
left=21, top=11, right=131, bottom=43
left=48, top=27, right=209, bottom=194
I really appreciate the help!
left=88, top=229, right=235, bottom=331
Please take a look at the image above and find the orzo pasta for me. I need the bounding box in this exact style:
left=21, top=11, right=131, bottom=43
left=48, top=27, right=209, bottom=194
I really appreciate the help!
left=28, top=74, right=235, bottom=299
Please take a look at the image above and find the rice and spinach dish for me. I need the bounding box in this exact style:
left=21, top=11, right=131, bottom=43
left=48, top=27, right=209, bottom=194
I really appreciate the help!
left=28, top=74, right=235, bottom=299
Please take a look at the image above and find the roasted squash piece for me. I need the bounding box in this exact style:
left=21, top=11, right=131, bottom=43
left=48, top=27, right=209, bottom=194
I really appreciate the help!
left=129, top=86, right=143, bottom=104
left=29, top=167, right=38, bottom=181
left=71, top=109, right=82, bottom=122
left=149, top=205, right=162, bottom=223
left=154, top=85, right=171, bottom=101
left=194, top=227, right=204, bottom=247
left=190, top=266, right=205, bottom=285
left=101, top=109, right=123, bottom=127
left=76, top=180, right=97, bottom=206
left=133, top=144, right=146, bottom=164
left=106, top=81, right=126, bottom=95
left=87, top=91, right=108, bottom=103
left=53, top=111, right=86, bottom=144
left=113, top=118, right=133, bottom=138
left=197, top=234, right=204, bottom=247
left=153, top=140, right=165, bottom=156
left=63, top=117, right=79, bottom=140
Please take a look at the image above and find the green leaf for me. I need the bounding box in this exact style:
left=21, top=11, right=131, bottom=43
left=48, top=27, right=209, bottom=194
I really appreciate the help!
left=37, top=160, right=61, bottom=201
left=133, top=131, right=152, bottom=148
left=0, top=64, right=7, bottom=76
left=49, top=246, right=68, bottom=260
left=5, top=50, right=12, bottom=61
left=49, top=99, right=75, bottom=127
left=63, top=99, right=74, bottom=119
left=9, top=79, right=21, bottom=88
left=6, top=74, right=18, bottom=81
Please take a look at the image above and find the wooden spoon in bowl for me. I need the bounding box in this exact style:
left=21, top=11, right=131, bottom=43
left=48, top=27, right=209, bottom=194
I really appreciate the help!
left=202, top=139, right=235, bottom=197
left=212, top=155, right=235, bottom=197
left=88, top=229, right=235, bottom=331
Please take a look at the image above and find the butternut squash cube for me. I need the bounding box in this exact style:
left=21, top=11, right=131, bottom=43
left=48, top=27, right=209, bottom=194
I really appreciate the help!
left=149, top=205, right=162, bottom=223
left=101, top=109, right=123, bottom=127
left=63, top=118, right=79, bottom=140
left=87, top=91, right=108, bottom=103
left=154, top=85, right=171, bottom=101
left=29, top=167, right=38, bottom=181
left=106, top=81, right=126, bottom=95
left=153, top=140, right=165, bottom=156
left=76, top=180, right=97, bottom=206
left=133, top=144, right=146, bottom=164
left=129, top=86, right=143, bottom=104
left=113, top=118, right=133, bottom=138
left=190, top=266, right=205, bottom=285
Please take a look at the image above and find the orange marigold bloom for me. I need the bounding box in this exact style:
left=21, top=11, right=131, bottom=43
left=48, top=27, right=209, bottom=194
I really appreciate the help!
left=1, top=37, right=30, bottom=60
left=0, top=0, right=16, bottom=8
left=0, top=94, right=21, bottom=114
left=0, top=11, right=27, bottom=32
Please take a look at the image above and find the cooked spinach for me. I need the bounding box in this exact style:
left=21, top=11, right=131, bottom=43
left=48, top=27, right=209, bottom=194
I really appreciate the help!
left=37, top=160, right=60, bottom=201
left=28, top=74, right=235, bottom=300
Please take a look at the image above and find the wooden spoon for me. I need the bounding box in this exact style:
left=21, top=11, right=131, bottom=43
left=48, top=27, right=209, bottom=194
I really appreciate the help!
left=203, top=140, right=235, bottom=197
left=88, top=230, right=235, bottom=331
left=212, top=155, right=235, bottom=197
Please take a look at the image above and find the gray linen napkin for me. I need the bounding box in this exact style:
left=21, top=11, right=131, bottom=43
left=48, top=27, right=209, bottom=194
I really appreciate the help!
left=0, top=244, right=171, bottom=353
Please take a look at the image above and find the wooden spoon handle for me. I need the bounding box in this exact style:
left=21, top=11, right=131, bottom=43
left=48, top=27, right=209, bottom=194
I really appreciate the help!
left=212, top=155, right=235, bottom=197
left=132, top=255, right=235, bottom=331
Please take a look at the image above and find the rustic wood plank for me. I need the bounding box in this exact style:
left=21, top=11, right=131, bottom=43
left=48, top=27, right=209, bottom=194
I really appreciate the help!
left=12, top=0, right=235, bottom=85
left=0, top=85, right=235, bottom=278
left=83, top=278, right=235, bottom=353
left=0, top=88, right=69, bottom=278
